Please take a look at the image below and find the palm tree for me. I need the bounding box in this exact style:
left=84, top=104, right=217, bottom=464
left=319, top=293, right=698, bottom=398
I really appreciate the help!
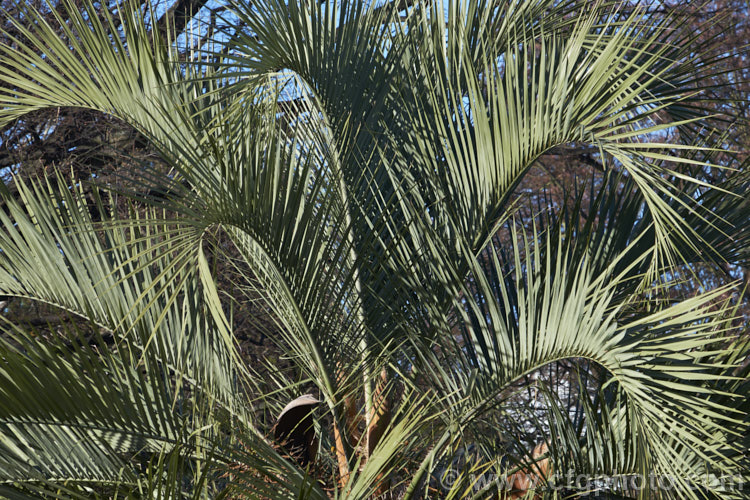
left=0, top=0, right=748, bottom=497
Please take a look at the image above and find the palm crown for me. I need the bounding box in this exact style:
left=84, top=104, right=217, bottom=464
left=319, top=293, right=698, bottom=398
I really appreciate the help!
left=0, top=0, right=748, bottom=498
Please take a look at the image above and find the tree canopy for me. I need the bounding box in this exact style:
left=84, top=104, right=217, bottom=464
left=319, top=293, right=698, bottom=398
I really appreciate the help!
left=0, top=0, right=748, bottom=498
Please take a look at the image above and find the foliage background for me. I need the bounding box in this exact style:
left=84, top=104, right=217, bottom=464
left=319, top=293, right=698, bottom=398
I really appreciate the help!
left=0, top=0, right=748, bottom=498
